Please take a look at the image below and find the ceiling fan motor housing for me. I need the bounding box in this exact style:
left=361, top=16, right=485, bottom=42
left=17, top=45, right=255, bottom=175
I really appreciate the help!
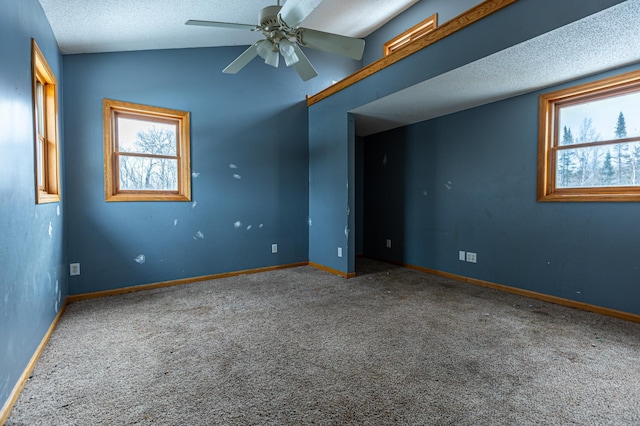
left=259, top=6, right=282, bottom=29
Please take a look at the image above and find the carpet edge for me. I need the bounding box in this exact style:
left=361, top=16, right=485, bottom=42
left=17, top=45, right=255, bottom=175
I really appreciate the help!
left=0, top=299, right=69, bottom=425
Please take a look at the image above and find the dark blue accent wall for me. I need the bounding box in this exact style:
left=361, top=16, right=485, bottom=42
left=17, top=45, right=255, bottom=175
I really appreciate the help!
left=0, top=0, right=67, bottom=410
left=63, top=48, right=360, bottom=295
left=363, top=62, right=640, bottom=315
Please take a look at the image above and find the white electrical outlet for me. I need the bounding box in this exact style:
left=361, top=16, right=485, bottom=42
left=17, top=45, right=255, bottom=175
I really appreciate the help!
left=466, top=252, right=477, bottom=263
left=386, top=239, right=392, bottom=248
left=338, top=247, right=342, bottom=257
left=70, top=263, right=80, bottom=276
left=459, top=251, right=466, bottom=261
left=271, top=244, right=278, bottom=254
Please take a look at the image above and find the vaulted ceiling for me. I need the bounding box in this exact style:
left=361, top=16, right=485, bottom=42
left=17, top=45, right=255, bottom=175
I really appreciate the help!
left=37, top=0, right=418, bottom=54
left=37, top=1, right=640, bottom=137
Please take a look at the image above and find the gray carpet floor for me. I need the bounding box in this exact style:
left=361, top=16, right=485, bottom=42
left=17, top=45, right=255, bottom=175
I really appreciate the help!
left=7, top=259, right=640, bottom=425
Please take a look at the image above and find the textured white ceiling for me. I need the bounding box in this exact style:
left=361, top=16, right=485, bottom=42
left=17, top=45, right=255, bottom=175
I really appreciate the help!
left=36, top=1, right=640, bottom=137
left=352, top=1, right=640, bottom=136
left=37, top=0, right=418, bottom=54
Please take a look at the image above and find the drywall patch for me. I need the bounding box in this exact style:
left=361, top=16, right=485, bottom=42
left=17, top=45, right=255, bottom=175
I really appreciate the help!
left=192, top=171, right=200, bottom=178
left=192, top=201, right=198, bottom=209
left=2, top=375, right=9, bottom=396
left=234, top=221, right=242, bottom=229
left=445, top=181, right=453, bottom=190
left=174, top=219, right=179, bottom=227
left=134, top=254, right=146, bottom=264
left=56, top=205, right=60, bottom=216
left=259, top=224, right=264, bottom=228
left=422, top=190, right=428, bottom=196
left=230, top=163, right=242, bottom=179
left=194, top=230, right=205, bottom=240
left=56, top=279, right=62, bottom=306
left=48, top=222, right=53, bottom=239
left=247, top=225, right=252, bottom=230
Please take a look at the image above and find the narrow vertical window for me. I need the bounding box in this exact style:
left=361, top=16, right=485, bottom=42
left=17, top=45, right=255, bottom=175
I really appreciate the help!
left=103, top=99, right=191, bottom=202
left=32, top=39, right=60, bottom=203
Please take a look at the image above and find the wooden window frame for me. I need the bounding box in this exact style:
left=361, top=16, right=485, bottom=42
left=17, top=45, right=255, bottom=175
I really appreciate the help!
left=538, top=69, right=640, bottom=202
left=32, top=39, right=61, bottom=204
left=103, top=99, right=191, bottom=202
left=383, top=14, right=438, bottom=56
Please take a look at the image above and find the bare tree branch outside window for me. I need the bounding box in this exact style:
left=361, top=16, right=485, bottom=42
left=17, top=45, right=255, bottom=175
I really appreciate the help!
left=117, top=120, right=179, bottom=191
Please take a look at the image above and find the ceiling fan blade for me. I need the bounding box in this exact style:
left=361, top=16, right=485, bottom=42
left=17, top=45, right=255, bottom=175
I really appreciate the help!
left=279, top=0, right=324, bottom=28
left=185, top=20, right=257, bottom=31
left=291, top=44, right=318, bottom=81
left=223, top=42, right=262, bottom=74
left=298, top=28, right=365, bottom=60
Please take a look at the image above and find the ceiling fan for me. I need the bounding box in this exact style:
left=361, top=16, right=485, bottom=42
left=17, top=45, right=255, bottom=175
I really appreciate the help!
left=186, top=0, right=365, bottom=81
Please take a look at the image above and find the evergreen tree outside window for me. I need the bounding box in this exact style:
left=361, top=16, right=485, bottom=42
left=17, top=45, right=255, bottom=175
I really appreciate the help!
left=538, top=69, right=640, bottom=201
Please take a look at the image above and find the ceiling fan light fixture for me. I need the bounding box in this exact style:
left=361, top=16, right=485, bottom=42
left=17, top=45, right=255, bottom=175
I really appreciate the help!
left=264, top=49, right=280, bottom=68
left=279, top=39, right=299, bottom=67
left=257, top=40, right=280, bottom=68
left=256, top=40, right=270, bottom=59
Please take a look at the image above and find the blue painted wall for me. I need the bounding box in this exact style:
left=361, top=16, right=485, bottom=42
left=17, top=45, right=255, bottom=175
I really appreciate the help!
left=308, top=0, right=625, bottom=275
left=63, top=47, right=360, bottom=294
left=0, top=0, right=67, bottom=411
left=363, top=62, right=640, bottom=315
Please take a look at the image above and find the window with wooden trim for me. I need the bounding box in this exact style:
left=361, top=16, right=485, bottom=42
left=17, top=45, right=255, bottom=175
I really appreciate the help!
left=538, top=69, right=640, bottom=202
left=32, top=39, right=60, bottom=204
left=103, top=99, right=191, bottom=202
left=383, top=14, right=438, bottom=56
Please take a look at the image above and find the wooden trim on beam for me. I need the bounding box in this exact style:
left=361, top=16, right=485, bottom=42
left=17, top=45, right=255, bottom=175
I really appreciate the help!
left=67, top=262, right=309, bottom=302
left=307, top=0, right=518, bottom=107
left=0, top=300, right=69, bottom=424
left=309, top=261, right=357, bottom=279
left=402, top=263, right=640, bottom=324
